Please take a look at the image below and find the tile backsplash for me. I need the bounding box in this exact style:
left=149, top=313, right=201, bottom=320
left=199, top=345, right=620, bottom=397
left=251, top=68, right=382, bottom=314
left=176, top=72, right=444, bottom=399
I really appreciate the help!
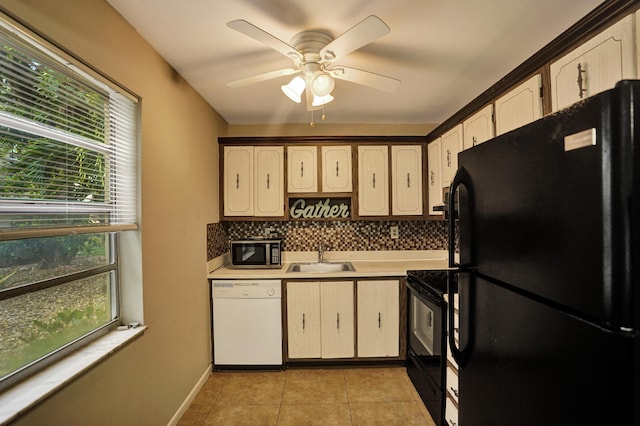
left=207, top=220, right=447, bottom=261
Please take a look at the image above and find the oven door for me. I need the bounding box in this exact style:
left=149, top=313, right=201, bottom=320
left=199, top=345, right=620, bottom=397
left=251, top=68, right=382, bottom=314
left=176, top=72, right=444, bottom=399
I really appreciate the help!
left=406, top=279, right=445, bottom=389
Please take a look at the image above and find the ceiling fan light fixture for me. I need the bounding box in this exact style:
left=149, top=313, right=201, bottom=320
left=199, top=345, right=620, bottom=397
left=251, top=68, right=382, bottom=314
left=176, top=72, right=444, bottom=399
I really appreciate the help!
left=310, top=71, right=335, bottom=97
left=281, top=76, right=306, bottom=103
left=312, top=93, right=334, bottom=107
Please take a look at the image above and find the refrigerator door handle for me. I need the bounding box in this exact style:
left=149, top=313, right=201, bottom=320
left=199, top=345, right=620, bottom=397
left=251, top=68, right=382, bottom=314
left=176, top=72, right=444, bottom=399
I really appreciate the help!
left=448, top=270, right=469, bottom=368
left=448, top=167, right=472, bottom=268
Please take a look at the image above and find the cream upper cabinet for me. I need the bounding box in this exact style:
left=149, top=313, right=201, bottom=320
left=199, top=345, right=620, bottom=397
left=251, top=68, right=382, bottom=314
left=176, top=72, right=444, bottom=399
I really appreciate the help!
left=287, top=282, right=321, bottom=359
left=427, top=139, right=443, bottom=217
left=440, top=124, right=463, bottom=188
left=321, top=145, right=352, bottom=192
left=287, top=145, right=318, bottom=193
left=494, top=74, right=543, bottom=136
left=391, top=145, right=423, bottom=216
left=357, top=280, right=400, bottom=358
left=254, top=146, right=284, bottom=217
left=358, top=145, right=389, bottom=216
left=223, top=146, right=253, bottom=217
left=223, top=146, right=284, bottom=217
left=550, top=15, right=636, bottom=112
left=463, top=104, right=495, bottom=150
left=320, top=281, right=355, bottom=359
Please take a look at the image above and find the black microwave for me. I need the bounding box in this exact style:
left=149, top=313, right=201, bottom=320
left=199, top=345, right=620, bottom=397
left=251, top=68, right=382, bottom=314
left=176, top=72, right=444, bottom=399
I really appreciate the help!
left=230, top=239, right=282, bottom=269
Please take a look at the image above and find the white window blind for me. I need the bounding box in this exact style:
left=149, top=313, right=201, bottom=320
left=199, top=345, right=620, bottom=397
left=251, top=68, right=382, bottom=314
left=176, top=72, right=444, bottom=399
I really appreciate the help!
left=0, top=18, right=138, bottom=239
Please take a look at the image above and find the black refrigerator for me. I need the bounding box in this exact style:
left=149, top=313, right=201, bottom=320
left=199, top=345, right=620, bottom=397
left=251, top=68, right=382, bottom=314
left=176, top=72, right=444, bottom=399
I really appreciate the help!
left=447, top=80, right=640, bottom=426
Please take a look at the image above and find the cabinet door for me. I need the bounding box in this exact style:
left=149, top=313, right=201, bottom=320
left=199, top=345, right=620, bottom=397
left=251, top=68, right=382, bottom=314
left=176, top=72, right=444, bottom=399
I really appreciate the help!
left=494, top=74, right=543, bottom=136
left=358, top=146, right=389, bottom=216
left=254, top=146, right=284, bottom=217
left=357, top=280, right=399, bottom=357
left=550, top=15, right=635, bottom=112
left=427, top=140, right=443, bottom=217
left=321, top=145, right=352, bottom=192
left=463, top=104, right=495, bottom=150
left=320, top=281, right=355, bottom=358
left=287, top=282, right=321, bottom=359
left=287, top=146, right=318, bottom=193
left=391, top=145, right=422, bottom=216
left=440, top=124, right=463, bottom=188
left=223, top=146, right=253, bottom=216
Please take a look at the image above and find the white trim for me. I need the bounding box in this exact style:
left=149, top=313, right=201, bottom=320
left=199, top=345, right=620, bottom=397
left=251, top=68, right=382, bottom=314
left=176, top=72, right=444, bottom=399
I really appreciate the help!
left=0, top=327, right=146, bottom=425
left=167, top=366, right=211, bottom=426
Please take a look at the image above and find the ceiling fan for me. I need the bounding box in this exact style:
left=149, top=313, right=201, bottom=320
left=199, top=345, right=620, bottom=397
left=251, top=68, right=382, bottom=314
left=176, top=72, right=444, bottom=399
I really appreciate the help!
left=226, top=15, right=400, bottom=112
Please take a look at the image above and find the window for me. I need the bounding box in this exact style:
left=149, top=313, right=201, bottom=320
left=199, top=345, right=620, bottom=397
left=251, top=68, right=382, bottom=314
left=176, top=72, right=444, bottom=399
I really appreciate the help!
left=0, top=14, right=139, bottom=390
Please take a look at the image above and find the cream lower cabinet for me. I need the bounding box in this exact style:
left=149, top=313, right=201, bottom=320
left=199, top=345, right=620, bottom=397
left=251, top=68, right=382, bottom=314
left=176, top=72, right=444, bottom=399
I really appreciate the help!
left=287, top=281, right=354, bottom=359
left=357, top=280, right=400, bottom=357
left=358, top=145, right=389, bottom=216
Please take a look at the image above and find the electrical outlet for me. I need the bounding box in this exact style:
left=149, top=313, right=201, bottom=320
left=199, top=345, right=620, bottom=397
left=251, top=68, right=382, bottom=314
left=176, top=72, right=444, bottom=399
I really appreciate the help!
left=390, top=225, right=399, bottom=239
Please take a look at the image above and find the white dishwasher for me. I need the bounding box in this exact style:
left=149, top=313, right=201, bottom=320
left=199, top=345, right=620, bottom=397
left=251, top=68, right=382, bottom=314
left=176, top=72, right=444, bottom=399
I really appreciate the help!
left=211, top=279, right=282, bottom=367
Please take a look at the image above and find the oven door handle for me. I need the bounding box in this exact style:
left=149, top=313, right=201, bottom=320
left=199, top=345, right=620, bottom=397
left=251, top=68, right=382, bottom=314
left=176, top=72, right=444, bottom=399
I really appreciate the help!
left=448, top=270, right=469, bottom=368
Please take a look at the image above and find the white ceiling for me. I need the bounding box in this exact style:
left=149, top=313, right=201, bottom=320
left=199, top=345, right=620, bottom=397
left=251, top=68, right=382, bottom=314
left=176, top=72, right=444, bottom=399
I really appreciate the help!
left=106, top=0, right=603, bottom=126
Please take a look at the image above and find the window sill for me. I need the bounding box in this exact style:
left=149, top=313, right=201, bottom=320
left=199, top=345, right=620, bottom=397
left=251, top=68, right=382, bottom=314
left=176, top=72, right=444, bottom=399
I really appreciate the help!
left=0, top=326, right=147, bottom=425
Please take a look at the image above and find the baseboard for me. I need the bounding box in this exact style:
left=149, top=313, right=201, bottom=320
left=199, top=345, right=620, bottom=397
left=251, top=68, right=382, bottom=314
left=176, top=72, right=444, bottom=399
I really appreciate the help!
left=167, top=365, right=211, bottom=426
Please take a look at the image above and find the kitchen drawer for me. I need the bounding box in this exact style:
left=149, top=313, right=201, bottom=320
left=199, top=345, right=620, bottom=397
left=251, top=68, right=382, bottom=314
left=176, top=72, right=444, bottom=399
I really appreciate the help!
left=446, top=366, right=459, bottom=404
left=445, top=396, right=459, bottom=426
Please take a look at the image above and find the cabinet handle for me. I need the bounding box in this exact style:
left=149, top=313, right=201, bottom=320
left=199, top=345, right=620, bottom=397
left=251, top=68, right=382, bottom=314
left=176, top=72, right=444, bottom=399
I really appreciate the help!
left=236, top=173, right=239, bottom=189
left=447, top=420, right=457, bottom=426
left=447, top=149, right=452, bottom=167
left=300, top=161, right=304, bottom=177
left=406, top=172, right=411, bottom=188
left=336, top=161, right=339, bottom=177
left=372, top=172, right=376, bottom=189
left=302, top=313, right=305, bottom=330
left=577, top=63, right=587, bottom=99
left=378, top=312, right=382, bottom=328
left=472, top=136, right=477, bottom=146
left=428, top=311, right=432, bottom=327
left=337, top=313, right=340, bottom=330
left=430, top=170, right=435, bottom=185
left=266, top=173, right=270, bottom=189
left=450, top=386, right=459, bottom=398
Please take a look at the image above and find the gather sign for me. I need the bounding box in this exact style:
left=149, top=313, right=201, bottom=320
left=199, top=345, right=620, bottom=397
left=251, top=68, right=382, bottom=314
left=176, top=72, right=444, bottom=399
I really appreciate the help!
left=289, top=197, right=351, bottom=220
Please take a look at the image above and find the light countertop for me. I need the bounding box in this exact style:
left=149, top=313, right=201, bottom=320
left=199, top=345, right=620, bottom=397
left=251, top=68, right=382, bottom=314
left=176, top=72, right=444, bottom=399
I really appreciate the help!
left=207, top=250, right=451, bottom=280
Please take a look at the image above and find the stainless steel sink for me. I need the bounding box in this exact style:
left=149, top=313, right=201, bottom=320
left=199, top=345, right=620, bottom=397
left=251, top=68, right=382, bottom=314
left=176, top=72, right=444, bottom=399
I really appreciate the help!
left=286, top=262, right=355, bottom=273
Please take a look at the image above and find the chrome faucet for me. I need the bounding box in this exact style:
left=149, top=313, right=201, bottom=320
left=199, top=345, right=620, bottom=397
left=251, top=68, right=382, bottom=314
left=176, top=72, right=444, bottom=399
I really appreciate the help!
left=318, top=243, right=330, bottom=263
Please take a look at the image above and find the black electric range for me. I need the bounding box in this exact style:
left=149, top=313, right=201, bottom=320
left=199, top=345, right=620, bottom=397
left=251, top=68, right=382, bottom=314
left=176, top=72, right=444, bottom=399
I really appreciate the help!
left=405, top=270, right=456, bottom=426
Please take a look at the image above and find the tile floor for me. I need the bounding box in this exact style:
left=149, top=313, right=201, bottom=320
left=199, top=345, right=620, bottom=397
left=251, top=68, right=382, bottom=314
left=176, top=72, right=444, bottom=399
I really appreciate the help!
left=178, top=367, right=436, bottom=425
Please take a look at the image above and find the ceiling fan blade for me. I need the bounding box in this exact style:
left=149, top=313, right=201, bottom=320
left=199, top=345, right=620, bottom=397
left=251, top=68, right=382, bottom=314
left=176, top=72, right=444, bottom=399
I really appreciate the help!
left=327, top=66, right=400, bottom=93
left=227, top=68, right=299, bottom=88
left=227, top=20, right=303, bottom=62
left=320, top=16, right=390, bottom=62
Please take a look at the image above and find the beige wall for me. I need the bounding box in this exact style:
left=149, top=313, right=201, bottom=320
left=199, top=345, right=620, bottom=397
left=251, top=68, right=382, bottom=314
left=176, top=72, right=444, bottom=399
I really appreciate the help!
left=0, top=0, right=225, bottom=424
left=0, top=1, right=436, bottom=424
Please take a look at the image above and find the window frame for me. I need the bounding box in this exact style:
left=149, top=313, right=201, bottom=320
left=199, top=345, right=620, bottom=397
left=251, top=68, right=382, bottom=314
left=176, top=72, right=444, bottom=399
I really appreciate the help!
left=0, top=10, right=140, bottom=392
